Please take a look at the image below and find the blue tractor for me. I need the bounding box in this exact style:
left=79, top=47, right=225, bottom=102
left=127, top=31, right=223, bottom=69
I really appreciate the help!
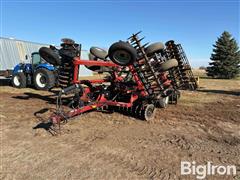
left=11, top=52, right=57, bottom=90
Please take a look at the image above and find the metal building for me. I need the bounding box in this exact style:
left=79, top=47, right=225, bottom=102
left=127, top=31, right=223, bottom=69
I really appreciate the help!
left=0, top=37, right=93, bottom=76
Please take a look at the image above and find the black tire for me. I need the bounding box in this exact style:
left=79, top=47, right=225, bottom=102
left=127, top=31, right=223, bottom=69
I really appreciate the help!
left=39, top=47, right=61, bottom=66
left=86, top=53, right=112, bottom=72
left=145, top=42, right=164, bottom=55
left=168, top=90, right=181, bottom=104
left=85, top=53, right=101, bottom=71
left=90, top=47, right=108, bottom=60
left=108, top=41, right=137, bottom=66
left=12, top=72, right=27, bottom=88
left=33, top=68, right=55, bottom=90
left=88, top=53, right=98, bottom=61
left=165, top=40, right=175, bottom=46
left=61, top=38, right=75, bottom=45
left=155, top=96, right=169, bottom=108
left=159, top=59, right=178, bottom=72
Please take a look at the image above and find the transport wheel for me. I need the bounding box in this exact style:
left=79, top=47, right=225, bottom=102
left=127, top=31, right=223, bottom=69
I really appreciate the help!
left=90, top=47, right=108, bottom=60
left=176, top=90, right=181, bottom=99
left=39, top=47, right=61, bottom=66
left=129, top=105, right=136, bottom=116
left=12, top=72, right=26, bottom=88
left=108, top=41, right=137, bottom=66
left=141, top=104, right=155, bottom=121
left=135, top=104, right=143, bottom=118
left=159, top=59, right=178, bottom=72
left=165, top=40, right=175, bottom=46
left=85, top=53, right=101, bottom=71
left=155, top=96, right=169, bottom=108
left=130, top=103, right=140, bottom=118
left=127, top=107, right=132, bottom=115
left=33, top=68, right=55, bottom=90
left=169, top=90, right=181, bottom=104
left=145, top=42, right=164, bottom=56
left=61, top=38, right=75, bottom=45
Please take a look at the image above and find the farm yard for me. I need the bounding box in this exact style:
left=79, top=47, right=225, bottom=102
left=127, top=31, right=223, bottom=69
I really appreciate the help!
left=1, top=75, right=240, bottom=180
left=1, top=0, right=239, bottom=179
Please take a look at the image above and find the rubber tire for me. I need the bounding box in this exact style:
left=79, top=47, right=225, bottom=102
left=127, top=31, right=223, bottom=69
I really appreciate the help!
left=85, top=53, right=101, bottom=71
left=39, top=47, right=61, bottom=66
left=168, top=90, right=181, bottom=104
left=12, top=72, right=27, bottom=88
left=145, top=42, right=164, bottom=55
left=89, top=53, right=97, bottom=61
left=159, top=59, right=178, bottom=72
left=90, top=47, right=108, bottom=60
left=165, top=40, right=175, bottom=46
left=108, top=41, right=137, bottom=66
left=61, top=38, right=75, bottom=45
left=155, top=96, right=169, bottom=108
left=143, top=104, right=155, bottom=121
left=33, top=68, right=55, bottom=90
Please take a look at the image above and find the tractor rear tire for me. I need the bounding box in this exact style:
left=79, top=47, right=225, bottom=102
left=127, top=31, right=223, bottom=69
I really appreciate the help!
left=33, top=68, right=55, bottom=90
left=145, top=42, right=164, bottom=56
left=39, top=47, right=61, bottom=66
left=108, top=41, right=137, bottom=66
left=12, top=72, right=27, bottom=88
left=159, top=59, right=178, bottom=72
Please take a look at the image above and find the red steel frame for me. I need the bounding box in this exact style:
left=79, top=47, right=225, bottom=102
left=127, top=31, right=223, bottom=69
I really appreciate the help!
left=50, top=57, right=148, bottom=124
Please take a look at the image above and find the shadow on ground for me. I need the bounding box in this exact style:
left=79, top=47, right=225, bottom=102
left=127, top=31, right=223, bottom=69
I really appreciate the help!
left=33, top=108, right=60, bottom=136
left=198, top=89, right=240, bottom=96
left=0, top=78, right=11, bottom=86
left=12, top=92, right=57, bottom=104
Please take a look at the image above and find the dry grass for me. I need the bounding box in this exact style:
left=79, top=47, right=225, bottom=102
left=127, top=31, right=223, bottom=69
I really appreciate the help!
left=192, top=69, right=207, bottom=77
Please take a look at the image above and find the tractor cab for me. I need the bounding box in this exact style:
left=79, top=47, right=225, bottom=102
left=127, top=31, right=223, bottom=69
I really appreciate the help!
left=31, top=52, right=47, bottom=68
left=31, top=52, right=42, bottom=65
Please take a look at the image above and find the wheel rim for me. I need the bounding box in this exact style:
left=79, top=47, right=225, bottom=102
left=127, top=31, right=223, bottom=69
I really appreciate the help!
left=145, top=104, right=155, bottom=120
left=13, top=76, right=20, bottom=86
left=36, top=73, right=47, bottom=88
left=113, top=50, right=131, bottom=64
left=164, top=96, right=169, bottom=105
left=146, top=107, right=154, bottom=117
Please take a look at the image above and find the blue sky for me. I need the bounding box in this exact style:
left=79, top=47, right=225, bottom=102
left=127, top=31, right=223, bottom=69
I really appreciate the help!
left=1, top=0, right=239, bottom=67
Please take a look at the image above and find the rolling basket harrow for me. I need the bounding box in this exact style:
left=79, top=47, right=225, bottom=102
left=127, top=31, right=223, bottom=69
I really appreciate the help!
left=38, top=32, right=197, bottom=128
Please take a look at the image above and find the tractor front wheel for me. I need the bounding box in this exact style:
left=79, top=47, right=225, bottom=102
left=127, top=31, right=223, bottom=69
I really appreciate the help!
left=12, top=72, right=27, bottom=88
left=33, top=68, right=55, bottom=90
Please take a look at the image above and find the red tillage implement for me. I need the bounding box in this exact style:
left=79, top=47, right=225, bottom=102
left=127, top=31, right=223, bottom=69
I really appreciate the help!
left=39, top=32, right=195, bottom=128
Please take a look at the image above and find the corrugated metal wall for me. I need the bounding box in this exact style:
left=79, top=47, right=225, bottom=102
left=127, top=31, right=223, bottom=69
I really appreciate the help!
left=0, top=37, right=93, bottom=76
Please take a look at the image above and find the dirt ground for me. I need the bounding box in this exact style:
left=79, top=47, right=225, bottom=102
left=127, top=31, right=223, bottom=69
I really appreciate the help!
left=0, top=78, right=240, bottom=180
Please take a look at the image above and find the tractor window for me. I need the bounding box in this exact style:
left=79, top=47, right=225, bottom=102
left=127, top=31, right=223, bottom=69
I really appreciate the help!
left=32, top=53, right=41, bottom=65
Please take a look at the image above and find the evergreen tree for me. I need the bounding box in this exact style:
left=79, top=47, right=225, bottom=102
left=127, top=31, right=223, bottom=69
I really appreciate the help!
left=207, top=31, right=240, bottom=79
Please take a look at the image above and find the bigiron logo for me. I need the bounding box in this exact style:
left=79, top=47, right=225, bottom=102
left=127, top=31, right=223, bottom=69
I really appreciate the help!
left=181, top=161, right=236, bottom=179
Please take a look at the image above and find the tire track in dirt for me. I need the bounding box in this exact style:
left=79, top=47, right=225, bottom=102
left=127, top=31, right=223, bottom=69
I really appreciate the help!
left=64, top=138, right=177, bottom=179
left=90, top=150, right=178, bottom=180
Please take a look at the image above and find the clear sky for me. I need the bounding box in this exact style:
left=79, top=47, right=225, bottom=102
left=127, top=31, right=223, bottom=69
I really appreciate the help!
left=1, top=0, right=239, bottom=67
